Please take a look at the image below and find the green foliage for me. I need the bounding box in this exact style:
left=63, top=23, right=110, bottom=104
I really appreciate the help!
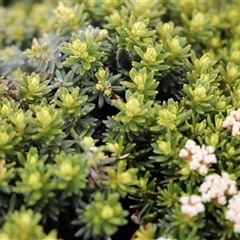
left=104, top=134, right=136, bottom=160
left=150, top=99, right=192, bottom=133
left=121, top=67, right=159, bottom=101
left=105, top=160, right=138, bottom=196
left=111, top=90, right=153, bottom=135
left=116, top=15, right=156, bottom=52
left=53, top=151, right=91, bottom=197
left=74, top=192, right=128, bottom=238
left=13, top=161, right=55, bottom=207
left=23, top=34, right=63, bottom=74
left=18, top=73, right=51, bottom=102
left=181, top=9, right=213, bottom=43
left=0, top=123, right=21, bottom=158
left=60, top=32, right=104, bottom=76
left=0, top=45, right=27, bottom=77
left=87, top=67, right=124, bottom=108
left=0, top=160, right=15, bottom=193
left=53, top=2, right=88, bottom=35
left=1, top=1, right=240, bottom=240
left=132, top=43, right=169, bottom=75
left=27, top=102, right=64, bottom=143
left=0, top=208, right=58, bottom=240
left=55, top=87, right=93, bottom=120
left=161, top=36, right=191, bottom=67
left=132, top=223, right=158, bottom=240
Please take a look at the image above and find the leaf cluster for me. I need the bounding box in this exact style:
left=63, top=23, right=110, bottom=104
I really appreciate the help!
left=1, top=1, right=240, bottom=240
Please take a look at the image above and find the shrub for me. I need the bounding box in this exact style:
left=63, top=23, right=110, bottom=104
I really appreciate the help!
left=1, top=1, right=240, bottom=240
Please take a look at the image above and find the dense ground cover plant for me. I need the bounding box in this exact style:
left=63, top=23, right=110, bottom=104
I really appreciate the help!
left=1, top=0, right=240, bottom=239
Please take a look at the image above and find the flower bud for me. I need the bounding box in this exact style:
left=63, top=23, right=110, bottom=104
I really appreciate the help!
left=194, top=121, right=206, bottom=135
left=208, top=133, right=219, bottom=148
left=103, top=0, right=118, bottom=12
left=143, top=46, right=157, bottom=63
left=95, top=83, right=104, bottom=91
left=36, top=108, right=52, bottom=127
left=104, top=89, right=112, bottom=97
left=59, top=162, right=74, bottom=181
left=162, top=22, right=173, bottom=36
left=134, top=74, right=146, bottom=92
left=190, top=12, right=205, bottom=29
left=83, top=136, right=94, bottom=149
left=197, top=55, right=212, bottom=70
left=139, top=178, right=146, bottom=189
left=27, top=154, right=38, bottom=166
left=96, top=68, right=106, bottom=80
left=142, top=37, right=151, bottom=43
left=0, top=133, right=10, bottom=146
left=64, top=94, right=74, bottom=106
left=106, top=143, right=120, bottom=153
left=95, top=152, right=105, bottom=160
left=110, top=13, right=122, bottom=26
left=28, top=172, right=42, bottom=189
left=71, top=40, right=88, bottom=59
left=157, top=109, right=177, bottom=130
left=215, top=101, right=226, bottom=111
left=0, top=160, right=7, bottom=180
left=98, top=29, right=108, bottom=40
left=20, top=212, right=31, bottom=226
left=170, top=37, right=181, bottom=52
left=193, top=86, right=206, bottom=102
left=1, top=104, right=10, bottom=118
left=199, top=74, right=210, bottom=82
left=215, top=117, right=223, bottom=132
left=209, top=37, right=220, bottom=48
left=31, top=41, right=41, bottom=53
left=125, top=98, right=141, bottom=117
left=68, top=13, right=76, bottom=21
left=180, top=167, right=191, bottom=176
left=158, top=141, right=172, bottom=156
left=227, top=65, right=239, bottom=82
left=229, top=50, right=240, bottom=63
left=54, top=2, right=75, bottom=23
left=15, top=112, right=26, bottom=129
left=28, top=76, right=40, bottom=93
left=228, top=146, right=235, bottom=156
left=131, top=22, right=146, bottom=38
left=101, top=205, right=114, bottom=219
left=120, top=172, right=132, bottom=184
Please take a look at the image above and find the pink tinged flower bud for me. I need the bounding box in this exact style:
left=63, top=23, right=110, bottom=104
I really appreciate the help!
left=199, top=172, right=237, bottom=205
left=225, top=191, right=240, bottom=233
left=180, top=195, right=205, bottom=217
left=179, top=139, right=217, bottom=175
left=223, top=109, right=240, bottom=136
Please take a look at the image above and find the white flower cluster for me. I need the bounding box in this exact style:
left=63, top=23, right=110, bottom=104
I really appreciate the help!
left=199, top=172, right=237, bottom=205
left=157, top=237, right=172, bottom=240
left=225, top=191, right=240, bottom=233
left=179, top=194, right=205, bottom=217
left=179, top=139, right=217, bottom=175
left=223, top=109, right=240, bottom=136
